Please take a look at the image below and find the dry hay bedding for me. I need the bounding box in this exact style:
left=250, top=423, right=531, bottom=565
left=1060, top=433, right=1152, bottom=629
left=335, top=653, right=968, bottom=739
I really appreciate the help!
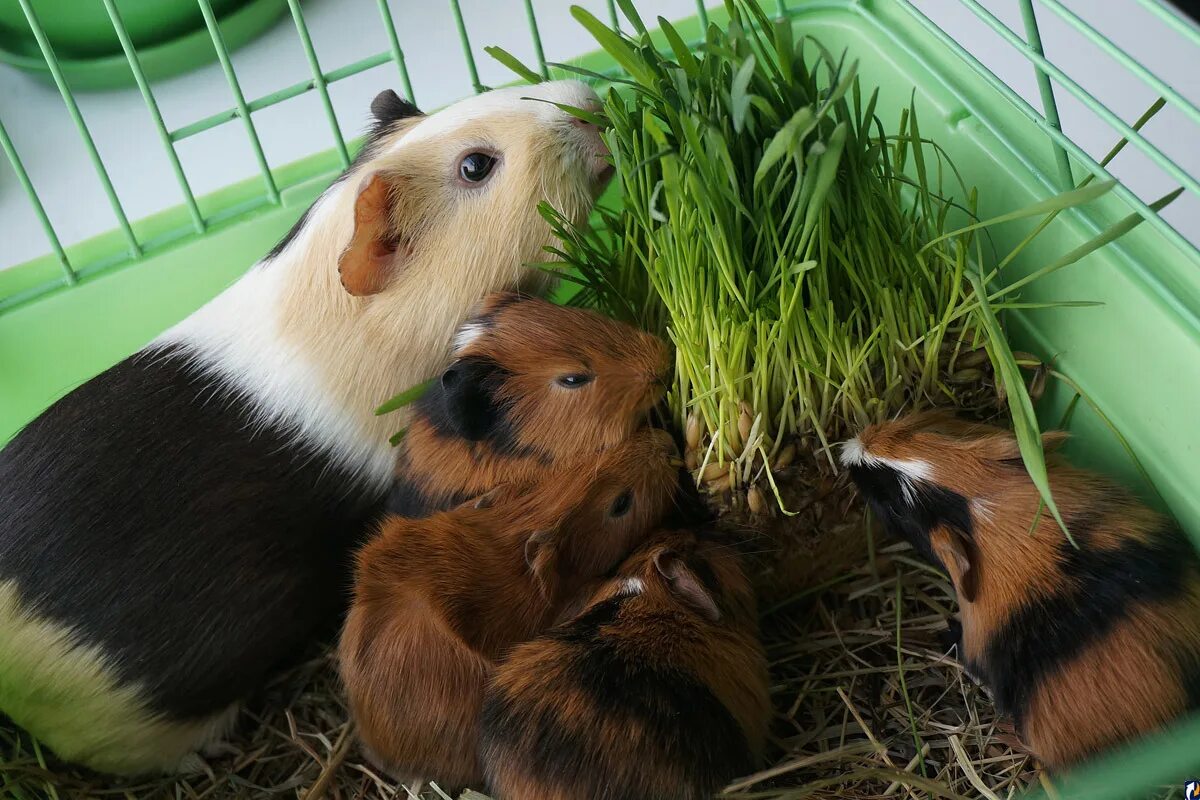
left=3, top=433, right=1077, bottom=800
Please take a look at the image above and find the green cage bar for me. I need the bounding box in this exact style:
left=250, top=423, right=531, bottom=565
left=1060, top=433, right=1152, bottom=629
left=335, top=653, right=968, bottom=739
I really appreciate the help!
left=1136, top=0, right=1200, bottom=47
left=376, top=0, right=417, bottom=103
left=0, top=116, right=74, bottom=285
left=959, top=0, right=1200, bottom=200
left=523, top=0, right=550, bottom=79
left=17, top=0, right=141, bottom=257
left=197, top=0, right=280, bottom=203
left=286, top=0, right=351, bottom=168
left=169, top=51, right=394, bottom=143
left=101, top=0, right=205, bottom=235
left=1018, top=0, right=1074, bottom=189
left=1039, top=0, right=1200, bottom=129
left=889, top=1, right=1199, bottom=265
left=449, top=0, right=484, bottom=93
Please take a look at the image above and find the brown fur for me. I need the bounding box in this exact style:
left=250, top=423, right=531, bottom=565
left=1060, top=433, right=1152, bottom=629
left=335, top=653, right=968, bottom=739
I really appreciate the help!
left=849, top=414, right=1200, bottom=767
left=481, top=530, right=771, bottom=800
left=398, top=293, right=671, bottom=506
left=338, top=428, right=683, bottom=788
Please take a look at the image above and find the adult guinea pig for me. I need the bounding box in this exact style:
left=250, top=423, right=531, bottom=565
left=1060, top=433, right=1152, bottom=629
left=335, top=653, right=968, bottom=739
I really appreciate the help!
left=0, top=80, right=611, bottom=776
left=480, top=529, right=771, bottom=800
left=338, top=427, right=686, bottom=790
left=840, top=412, right=1200, bottom=768
left=388, top=291, right=671, bottom=516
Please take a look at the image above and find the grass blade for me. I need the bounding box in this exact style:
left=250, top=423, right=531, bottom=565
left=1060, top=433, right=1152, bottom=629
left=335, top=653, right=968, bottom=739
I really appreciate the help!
left=969, top=270, right=1072, bottom=545
left=484, top=46, right=544, bottom=84
left=375, top=379, right=434, bottom=416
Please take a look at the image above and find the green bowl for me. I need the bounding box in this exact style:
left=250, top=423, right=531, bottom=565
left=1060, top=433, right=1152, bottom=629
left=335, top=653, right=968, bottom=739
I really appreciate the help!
left=0, top=0, right=289, bottom=91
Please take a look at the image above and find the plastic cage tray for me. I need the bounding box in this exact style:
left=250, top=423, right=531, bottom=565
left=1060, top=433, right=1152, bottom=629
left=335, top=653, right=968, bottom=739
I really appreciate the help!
left=1, top=1, right=1198, bottom=796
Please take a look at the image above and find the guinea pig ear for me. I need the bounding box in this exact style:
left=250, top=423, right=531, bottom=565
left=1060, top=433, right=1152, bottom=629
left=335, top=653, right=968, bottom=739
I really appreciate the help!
left=337, top=171, right=412, bottom=297
left=524, top=529, right=559, bottom=599
left=930, top=525, right=979, bottom=603
left=370, top=89, right=422, bottom=124
left=653, top=549, right=720, bottom=623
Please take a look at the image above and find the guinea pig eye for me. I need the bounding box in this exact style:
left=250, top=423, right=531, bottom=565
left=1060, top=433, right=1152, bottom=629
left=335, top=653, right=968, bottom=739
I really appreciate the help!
left=609, top=490, right=633, bottom=518
left=556, top=373, right=593, bottom=389
left=459, top=152, right=497, bottom=184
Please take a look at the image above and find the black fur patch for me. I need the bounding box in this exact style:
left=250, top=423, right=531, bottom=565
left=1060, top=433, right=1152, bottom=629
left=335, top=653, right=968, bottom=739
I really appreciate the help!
left=263, top=89, right=421, bottom=263
left=847, top=463, right=973, bottom=570
left=482, top=609, right=753, bottom=799
left=982, top=522, right=1197, bottom=728
left=370, top=89, right=421, bottom=126
left=661, top=467, right=712, bottom=529
left=0, top=346, right=383, bottom=721
left=424, top=356, right=508, bottom=442
left=417, top=356, right=544, bottom=461
left=383, top=475, right=470, bottom=518
left=384, top=474, right=434, bottom=518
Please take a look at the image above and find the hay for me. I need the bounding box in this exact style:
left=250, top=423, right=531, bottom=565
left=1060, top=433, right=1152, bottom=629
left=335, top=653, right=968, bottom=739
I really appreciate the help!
left=0, top=531, right=1041, bottom=800
left=2, top=509, right=1179, bottom=800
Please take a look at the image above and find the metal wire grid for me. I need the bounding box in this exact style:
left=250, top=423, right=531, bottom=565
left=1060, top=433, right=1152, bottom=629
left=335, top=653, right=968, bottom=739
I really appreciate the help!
left=0, top=0, right=1197, bottom=310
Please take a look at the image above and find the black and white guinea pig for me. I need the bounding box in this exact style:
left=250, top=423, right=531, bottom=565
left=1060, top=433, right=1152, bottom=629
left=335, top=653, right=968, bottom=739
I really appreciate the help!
left=481, top=529, right=772, bottom=800
left=387, top=291, right=671, bottom=517
left=842, top=412, right=1200, bottom=768
left=0, top=80, right=611, bottom=776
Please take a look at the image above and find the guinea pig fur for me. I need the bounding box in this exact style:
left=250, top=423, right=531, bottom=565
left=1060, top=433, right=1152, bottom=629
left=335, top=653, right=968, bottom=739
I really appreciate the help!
left=480, top=529, right=771, bottom=800
left=0, top=81, right=611, bottom=776
left=388, top=292, right=671, bottom=517
left=841, top=412, right=1200, bottom=768
left=338, top=427, right=685, bottom=789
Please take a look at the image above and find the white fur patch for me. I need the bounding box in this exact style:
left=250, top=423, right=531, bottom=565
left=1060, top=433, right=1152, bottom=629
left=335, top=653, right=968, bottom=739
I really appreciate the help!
left=838, top=438, right=933, bottom=507
left=453, top=321, right=486, bottom=353
left=971, top=497, right=994, bottom=522
left=838, top=437, right=868, bottom=468
left=620, top=577, right=646, bottom=596
left=153, top=262, right=396, bottom=491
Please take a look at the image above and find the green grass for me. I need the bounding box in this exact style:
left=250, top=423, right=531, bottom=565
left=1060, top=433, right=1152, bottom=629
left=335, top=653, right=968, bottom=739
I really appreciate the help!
left=496, top=0, right=1174, bottom=523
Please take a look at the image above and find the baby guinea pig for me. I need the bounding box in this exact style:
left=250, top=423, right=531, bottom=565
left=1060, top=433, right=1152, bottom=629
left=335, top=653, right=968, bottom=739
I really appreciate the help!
left=480, top=529, right=771, bottom=800
left=387, top=291, right=671, bottom=517
left=338, top=427, right=686, bottom=789
left=841, top=412, right=1200, bottom=768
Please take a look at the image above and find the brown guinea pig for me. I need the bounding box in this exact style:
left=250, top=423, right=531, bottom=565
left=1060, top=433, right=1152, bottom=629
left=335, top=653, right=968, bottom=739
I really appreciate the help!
left=480, top=529, right=771, bottom=800
left=386, top=292, right=671, bottom=517
left=338, top=427, right=685, bottom=789
left=841, top=411, right=1200, bottom=768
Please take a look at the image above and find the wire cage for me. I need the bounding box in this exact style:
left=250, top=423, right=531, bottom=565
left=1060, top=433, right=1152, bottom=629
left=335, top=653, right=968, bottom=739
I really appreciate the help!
left=1, top=1, right=1199, bottom=797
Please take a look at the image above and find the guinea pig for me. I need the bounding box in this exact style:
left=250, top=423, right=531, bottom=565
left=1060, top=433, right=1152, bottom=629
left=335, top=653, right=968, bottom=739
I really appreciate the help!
left=338, top=427, right=686, bottom=790
left=841, top=412, right=1200, bottom=768
left=388, top=291, right=672, bottom=517
left=0, top=80, right=611, bottom=775
left=480, top=529, right=771, bottom=800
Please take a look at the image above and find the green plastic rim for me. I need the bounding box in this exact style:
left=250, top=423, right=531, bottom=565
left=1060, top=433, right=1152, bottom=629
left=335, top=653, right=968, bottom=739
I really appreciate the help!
left=0, top=0, right=288, bottom=91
